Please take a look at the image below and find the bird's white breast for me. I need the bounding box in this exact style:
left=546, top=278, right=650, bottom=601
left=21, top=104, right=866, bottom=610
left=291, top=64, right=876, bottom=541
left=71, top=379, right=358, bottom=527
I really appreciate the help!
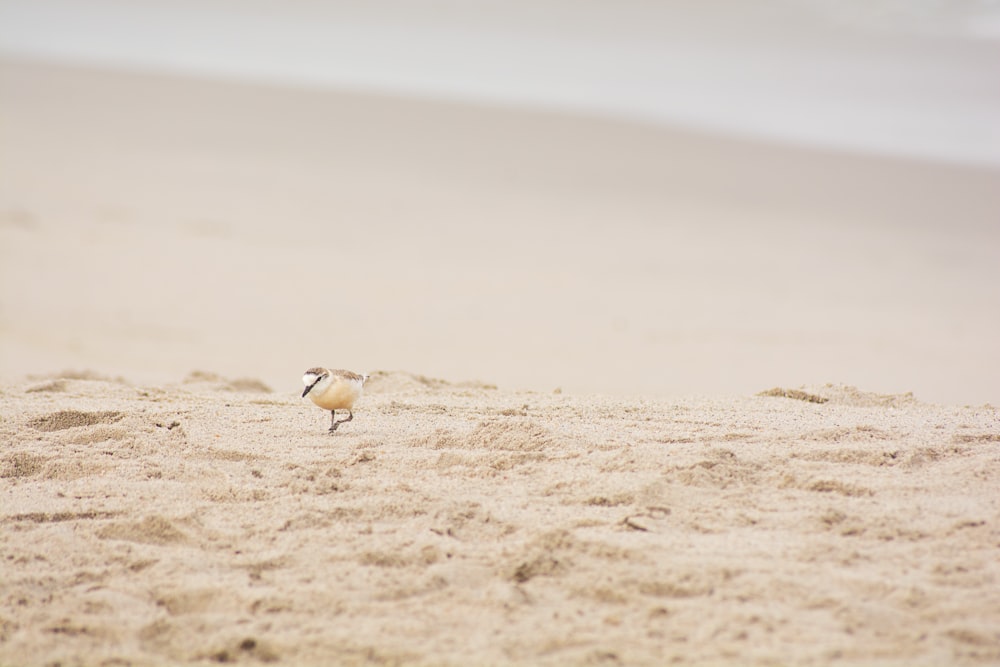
left=308, top=375, right=363, bottom=410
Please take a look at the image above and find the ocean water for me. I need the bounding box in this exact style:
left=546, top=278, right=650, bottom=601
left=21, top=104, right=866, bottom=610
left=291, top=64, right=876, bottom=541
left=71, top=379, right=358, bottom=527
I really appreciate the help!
left=2, top=0, right=999, bottom=165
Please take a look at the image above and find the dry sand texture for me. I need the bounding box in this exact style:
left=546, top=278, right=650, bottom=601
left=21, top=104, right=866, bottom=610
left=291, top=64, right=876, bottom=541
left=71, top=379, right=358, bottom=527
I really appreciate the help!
left=2, top=50, right=1000, bottom=666
left=2, top=372, right=999, bottom=665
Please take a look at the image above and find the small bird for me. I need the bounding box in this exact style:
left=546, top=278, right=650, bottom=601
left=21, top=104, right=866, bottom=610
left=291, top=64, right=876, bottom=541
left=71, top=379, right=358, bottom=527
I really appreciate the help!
left=301, top=367, right=369, bottom=434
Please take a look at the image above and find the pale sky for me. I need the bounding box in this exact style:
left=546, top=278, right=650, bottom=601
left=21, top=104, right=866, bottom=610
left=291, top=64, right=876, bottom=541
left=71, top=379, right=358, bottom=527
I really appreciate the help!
left=2, top=0, right=999, bottom=164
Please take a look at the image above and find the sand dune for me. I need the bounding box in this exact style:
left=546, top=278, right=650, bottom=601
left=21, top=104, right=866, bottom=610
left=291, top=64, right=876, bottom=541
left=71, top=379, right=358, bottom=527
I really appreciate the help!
left=2, top=55, right=999, bottom=665
left=2, top=371, right=998, bottom=665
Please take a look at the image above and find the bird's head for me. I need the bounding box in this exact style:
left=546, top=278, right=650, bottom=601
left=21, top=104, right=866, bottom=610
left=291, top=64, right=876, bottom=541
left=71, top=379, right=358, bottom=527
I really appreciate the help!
left=301, top=368, right=329, bottom=398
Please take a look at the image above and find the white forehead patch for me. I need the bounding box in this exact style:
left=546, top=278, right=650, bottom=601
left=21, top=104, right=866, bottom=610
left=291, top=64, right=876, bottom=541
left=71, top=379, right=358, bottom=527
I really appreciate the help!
left=302, top=373, right=318, bottom=386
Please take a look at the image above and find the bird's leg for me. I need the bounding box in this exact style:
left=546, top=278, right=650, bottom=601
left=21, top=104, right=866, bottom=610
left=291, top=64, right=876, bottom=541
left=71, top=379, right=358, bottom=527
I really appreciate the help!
left=333, top=410, right=354, bottom=429
left=328, top=410, right=339, bottom=433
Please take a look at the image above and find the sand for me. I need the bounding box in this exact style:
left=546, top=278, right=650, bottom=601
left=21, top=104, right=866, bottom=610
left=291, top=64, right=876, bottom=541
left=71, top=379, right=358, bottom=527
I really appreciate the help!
left=2, top=57, right=1000, bottom=665
left=2, top=59, right=999, bottom=404
left=1, top=371, right=998, bottom=665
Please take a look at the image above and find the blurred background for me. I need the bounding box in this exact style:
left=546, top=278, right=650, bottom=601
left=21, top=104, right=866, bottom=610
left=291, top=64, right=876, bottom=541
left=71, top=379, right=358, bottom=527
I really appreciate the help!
left=2, top=1, right=999, bottom=403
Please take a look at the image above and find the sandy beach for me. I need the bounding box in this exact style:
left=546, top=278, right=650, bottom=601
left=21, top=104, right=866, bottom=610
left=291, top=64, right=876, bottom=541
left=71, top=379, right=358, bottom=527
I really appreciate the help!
left=2, top=59, right=999, bottom=404
left=1, top=52, right=1000, bottom=665
left=2, top=372, right=999, bottom=665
